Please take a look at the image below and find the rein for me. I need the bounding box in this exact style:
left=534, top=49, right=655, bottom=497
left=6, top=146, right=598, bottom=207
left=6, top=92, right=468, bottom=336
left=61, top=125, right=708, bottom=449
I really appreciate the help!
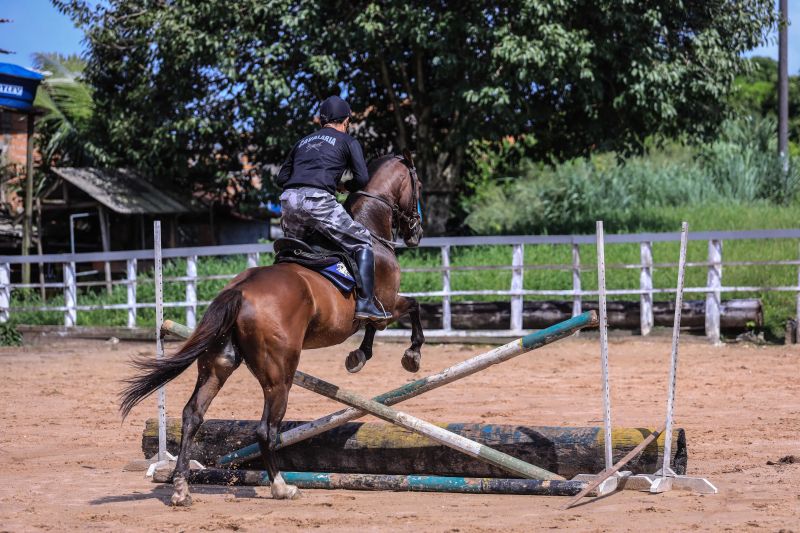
left=352, top=155, right=422, bottom=249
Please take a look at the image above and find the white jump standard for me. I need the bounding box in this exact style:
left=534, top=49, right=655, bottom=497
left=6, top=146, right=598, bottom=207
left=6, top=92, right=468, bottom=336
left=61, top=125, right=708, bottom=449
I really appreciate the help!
left=570, top=221, right=717, bottom=504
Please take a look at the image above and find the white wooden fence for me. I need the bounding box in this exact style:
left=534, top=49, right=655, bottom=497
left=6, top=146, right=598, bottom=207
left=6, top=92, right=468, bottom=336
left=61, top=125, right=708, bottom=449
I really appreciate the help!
left=1, top=229, right=799, bottom=342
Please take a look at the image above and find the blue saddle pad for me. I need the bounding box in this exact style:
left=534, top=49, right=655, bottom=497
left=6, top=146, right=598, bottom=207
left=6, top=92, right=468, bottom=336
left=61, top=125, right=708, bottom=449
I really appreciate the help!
left=317, top=261, right=356, bottom=293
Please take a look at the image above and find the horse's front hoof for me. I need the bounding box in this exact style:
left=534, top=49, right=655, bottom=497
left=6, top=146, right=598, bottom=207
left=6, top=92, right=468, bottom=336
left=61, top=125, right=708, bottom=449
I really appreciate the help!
left=345, top=349, right=367, bottom=373
left=401, top=349, right=421, bottom=373
left=170, top=476, right=192, bottom=507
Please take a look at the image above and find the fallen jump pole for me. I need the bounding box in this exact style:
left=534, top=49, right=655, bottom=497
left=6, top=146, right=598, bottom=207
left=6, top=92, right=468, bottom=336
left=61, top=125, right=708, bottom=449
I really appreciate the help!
left=152, top=467, right=585, bottom=496
left=290, top=370, right=563, bottom=480
left=161, top=310, right=598, bottom=467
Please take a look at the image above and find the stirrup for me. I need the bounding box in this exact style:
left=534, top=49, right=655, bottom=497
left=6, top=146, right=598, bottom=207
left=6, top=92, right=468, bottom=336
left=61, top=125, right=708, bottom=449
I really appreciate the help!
left=355, top=297, right=390, bottom=321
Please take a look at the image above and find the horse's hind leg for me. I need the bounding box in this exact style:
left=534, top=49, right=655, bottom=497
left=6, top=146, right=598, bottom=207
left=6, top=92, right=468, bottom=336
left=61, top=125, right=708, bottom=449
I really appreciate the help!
left=256, top=378, right=299, bottom=499
left=243, top=339, right=301, bottom=500
left=171, top=340, right=240, bottom=507
left=395, top=296, right=425, bottom=372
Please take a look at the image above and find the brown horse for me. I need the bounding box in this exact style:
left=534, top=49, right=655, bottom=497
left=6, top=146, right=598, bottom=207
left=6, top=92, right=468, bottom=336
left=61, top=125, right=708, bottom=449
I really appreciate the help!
left=119, top=153, right=425, bottom=506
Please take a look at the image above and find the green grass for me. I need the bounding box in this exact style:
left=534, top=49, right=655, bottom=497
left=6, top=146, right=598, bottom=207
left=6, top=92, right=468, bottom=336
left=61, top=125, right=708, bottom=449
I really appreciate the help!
left=8, top=204, right=797, bottom=339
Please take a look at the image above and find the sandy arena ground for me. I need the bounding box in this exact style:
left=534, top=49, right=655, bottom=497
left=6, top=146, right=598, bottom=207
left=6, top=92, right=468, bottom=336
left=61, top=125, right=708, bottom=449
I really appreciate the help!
left=0, top=333, right=798, bottom=532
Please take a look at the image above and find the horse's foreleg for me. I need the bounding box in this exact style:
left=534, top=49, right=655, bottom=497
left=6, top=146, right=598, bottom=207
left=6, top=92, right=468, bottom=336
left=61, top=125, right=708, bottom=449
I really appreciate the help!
left=395, top=296, right=425, bottom=373
left=345, top=325, right=376, bottom=373
left=171, top=341, right=240, bottom=507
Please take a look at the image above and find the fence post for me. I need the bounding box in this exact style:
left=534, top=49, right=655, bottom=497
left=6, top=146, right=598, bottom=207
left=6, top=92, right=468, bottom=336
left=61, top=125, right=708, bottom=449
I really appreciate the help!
left=705, top=239, right=722, bottom=344
left=441, top=245, right=451, bottom=331
left=510, top=244, right=524, bottom=331
left=63, top=261, right=77, bottom=327
left=247, top=252, right=259, bottom=269
left=126, top=258, right=137, bottom=328
left=796, top=242, right=800, bottom=343
left=640, top=241, right=654, bottom=336
left=186, top=255, right=198, bottom=329
left=571, top=244, right=581, bottom=318
left=0, top=262, right=10, bottom=323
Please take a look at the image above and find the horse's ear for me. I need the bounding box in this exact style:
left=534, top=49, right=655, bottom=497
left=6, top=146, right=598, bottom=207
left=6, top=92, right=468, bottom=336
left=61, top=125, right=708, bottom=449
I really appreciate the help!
left=401, top=148, right=415, bottom=168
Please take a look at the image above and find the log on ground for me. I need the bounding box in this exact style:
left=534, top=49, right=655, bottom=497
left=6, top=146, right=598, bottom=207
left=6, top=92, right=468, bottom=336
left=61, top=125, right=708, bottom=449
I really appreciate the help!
left=397, top=299, right=762, bottom=331
left=143, top=418, right=687, bottom=480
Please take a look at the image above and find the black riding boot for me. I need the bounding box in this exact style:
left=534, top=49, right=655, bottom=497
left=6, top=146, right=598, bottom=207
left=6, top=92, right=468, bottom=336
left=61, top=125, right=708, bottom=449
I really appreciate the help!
left=354, top=248, right=391, bottom=321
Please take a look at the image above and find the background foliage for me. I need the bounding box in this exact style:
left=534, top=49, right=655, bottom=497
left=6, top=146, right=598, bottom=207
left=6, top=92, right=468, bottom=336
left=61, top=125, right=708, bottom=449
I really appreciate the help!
left=462, top=117, right=799, bottom=236
left=32, top=53, right=107, bottom=168
left=53, top=0, right=778, bottom=233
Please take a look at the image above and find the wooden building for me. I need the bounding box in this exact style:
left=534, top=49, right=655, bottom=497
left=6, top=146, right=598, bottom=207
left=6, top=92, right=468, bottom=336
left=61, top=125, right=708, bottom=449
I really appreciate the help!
left=45, top=167, right=193, bottom=253
left=43, top=167, right=276, bottom=254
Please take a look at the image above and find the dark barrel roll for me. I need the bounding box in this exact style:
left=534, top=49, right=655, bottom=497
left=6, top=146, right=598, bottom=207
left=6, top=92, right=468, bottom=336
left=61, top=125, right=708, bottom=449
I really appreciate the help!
left=143, top=418, right=686, bottom=479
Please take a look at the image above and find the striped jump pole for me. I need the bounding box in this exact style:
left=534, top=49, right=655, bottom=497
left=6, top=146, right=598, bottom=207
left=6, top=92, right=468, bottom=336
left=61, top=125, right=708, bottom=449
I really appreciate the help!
left=161, top=310, right=598, bottom=467
left=152, top=468, right=586, bottom=496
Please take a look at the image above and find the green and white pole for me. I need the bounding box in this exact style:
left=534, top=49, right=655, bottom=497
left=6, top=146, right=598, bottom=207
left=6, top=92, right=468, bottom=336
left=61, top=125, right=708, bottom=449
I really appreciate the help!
left=163, top=311, right=598, bottom=468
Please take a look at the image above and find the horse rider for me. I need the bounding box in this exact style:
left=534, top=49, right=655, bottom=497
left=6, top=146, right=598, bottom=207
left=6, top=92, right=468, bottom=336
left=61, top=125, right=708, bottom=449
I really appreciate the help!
left=276, top=95, right=391, bottom=322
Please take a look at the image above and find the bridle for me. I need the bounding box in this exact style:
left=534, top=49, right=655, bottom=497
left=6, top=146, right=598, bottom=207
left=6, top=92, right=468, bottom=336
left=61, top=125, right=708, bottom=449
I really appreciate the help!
left=352, top=154, right=422, bottom=249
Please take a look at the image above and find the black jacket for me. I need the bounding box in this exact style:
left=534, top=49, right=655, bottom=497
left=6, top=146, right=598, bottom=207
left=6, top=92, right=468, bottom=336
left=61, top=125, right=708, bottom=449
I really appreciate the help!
left=276, top=128, right=370, bottom=194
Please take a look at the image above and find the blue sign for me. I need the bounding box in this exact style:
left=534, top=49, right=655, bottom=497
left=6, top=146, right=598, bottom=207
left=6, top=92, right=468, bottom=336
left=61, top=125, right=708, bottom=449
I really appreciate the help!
left=0, top=63, right=44, bottom=112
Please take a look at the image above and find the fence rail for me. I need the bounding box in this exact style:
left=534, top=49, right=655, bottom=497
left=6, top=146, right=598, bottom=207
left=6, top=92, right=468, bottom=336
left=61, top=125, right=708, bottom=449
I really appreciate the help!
left=2, top=228, right=799, bottom=342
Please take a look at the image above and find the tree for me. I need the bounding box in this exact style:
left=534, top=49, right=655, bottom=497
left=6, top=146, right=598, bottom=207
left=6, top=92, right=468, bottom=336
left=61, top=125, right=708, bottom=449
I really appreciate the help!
left=32, top=53, right=107, bottom=167
left=730, top=56, right=800, bottom=153
left=56, top=0, right=777, bottom=234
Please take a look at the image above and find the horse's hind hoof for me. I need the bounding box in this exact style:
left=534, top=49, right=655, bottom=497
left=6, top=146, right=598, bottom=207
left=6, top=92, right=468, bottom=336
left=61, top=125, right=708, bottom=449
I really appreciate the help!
left=271, top=476, right=301, bottom=500
left=345, top=349, right=367, bottom=373
left=170, top=493, right=192, bottom=507
left=401, top=349, right=421, bottom=373
left=170, top=476, right=192, bottom=507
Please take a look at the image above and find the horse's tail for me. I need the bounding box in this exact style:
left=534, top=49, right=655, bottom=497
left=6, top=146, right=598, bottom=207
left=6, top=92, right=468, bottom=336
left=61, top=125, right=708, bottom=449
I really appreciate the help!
left=119, top=288, right=243, bottom=420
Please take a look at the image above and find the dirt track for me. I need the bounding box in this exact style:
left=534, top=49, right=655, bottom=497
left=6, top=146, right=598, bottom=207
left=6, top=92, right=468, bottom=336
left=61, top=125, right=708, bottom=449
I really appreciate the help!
left=0, top=334, right=798, bottom=532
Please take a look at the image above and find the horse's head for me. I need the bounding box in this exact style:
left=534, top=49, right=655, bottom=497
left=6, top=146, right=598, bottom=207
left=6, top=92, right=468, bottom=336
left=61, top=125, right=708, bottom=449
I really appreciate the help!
left=394, top=149, right=424, bottom=247
left=353, top=151, right=424, bottom=247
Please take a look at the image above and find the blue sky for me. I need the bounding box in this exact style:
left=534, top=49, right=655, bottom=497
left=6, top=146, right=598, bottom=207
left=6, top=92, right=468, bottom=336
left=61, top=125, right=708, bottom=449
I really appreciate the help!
left=2, top=0, right=85, bottom=69
left=1, top=0, right=799, bottom=73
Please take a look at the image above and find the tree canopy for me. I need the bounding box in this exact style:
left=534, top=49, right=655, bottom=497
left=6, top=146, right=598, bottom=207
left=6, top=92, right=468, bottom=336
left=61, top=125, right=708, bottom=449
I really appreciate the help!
left=32, top=53, right=107, bottom=168
left=56, top=0, right=777, bottom=233
left=731, top=56, right=800, bottom=152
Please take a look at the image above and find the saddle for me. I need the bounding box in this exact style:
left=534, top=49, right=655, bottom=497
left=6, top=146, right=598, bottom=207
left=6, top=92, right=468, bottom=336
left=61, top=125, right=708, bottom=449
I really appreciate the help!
left=273, top=237, right=361, bottom=293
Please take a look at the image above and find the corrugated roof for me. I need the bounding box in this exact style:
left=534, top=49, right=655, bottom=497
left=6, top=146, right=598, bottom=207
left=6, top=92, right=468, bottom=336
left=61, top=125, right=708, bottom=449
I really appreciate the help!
left=0, top=63, right=45, bottom=81
left=51, top=167, right=193, bottom=214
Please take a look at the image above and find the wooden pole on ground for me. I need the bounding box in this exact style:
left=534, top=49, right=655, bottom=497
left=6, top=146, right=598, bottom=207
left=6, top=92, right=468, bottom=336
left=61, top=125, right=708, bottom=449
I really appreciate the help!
left=153, top=469, right=587, bottom=496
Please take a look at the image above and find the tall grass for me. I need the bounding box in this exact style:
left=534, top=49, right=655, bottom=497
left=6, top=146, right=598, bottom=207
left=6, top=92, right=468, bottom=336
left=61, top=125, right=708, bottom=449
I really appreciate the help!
left=463, top=117, right=800, bottom=236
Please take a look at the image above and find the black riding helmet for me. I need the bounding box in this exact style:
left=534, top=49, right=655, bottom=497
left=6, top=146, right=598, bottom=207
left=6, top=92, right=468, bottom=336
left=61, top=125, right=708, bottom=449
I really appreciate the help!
left=319, top=95, right=351, bottom=124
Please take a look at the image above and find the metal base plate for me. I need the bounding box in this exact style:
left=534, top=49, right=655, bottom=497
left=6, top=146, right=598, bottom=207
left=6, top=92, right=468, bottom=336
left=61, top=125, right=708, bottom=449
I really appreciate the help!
left=137, top=452, right=205, bottom=478
left=572, top=471, right=632, bottom=496
left=572, top=470, right=717, bottom=495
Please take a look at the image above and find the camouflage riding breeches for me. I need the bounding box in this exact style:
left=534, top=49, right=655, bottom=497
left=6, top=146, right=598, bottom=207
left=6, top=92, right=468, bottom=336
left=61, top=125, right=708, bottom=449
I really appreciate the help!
left=279, top=187, right=372, bottom=255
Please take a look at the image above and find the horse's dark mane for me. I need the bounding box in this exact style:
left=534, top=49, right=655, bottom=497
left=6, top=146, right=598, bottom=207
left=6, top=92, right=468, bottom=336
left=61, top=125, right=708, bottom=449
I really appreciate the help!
left=345, top=153, right=403, bottom=213
left=366, top=153, right=402, bottom=174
